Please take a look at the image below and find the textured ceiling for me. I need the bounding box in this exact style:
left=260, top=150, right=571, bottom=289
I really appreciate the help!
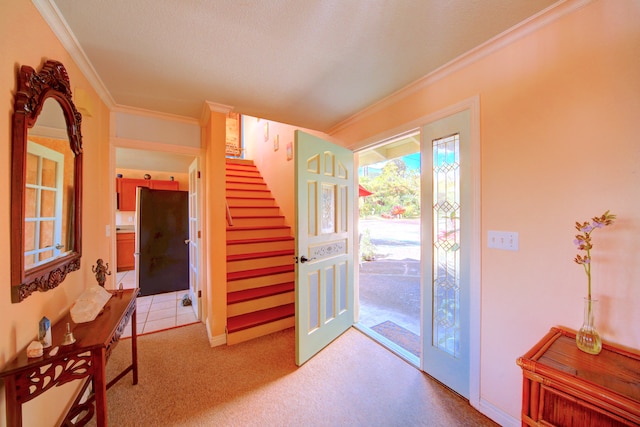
left=48, top=0, right=558, bottom=132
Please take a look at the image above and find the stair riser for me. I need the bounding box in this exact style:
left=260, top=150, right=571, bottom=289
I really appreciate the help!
left=228, top=271, right=295, bottom=292
left=226, top=182, right=268, bottom=191
left=226, top=189, right=272, bottom=198
left=227, top=255, right=294, bottom=273
left=226, top=198, right=275, bottom=207
left=227, top=292, right=295, bottom=317
left=225, top=160, right=296, bottom=346
left=230, top=217, right=285, bottom=227
left=226, top=317, right=295, bottom=345
left=227, top=228, right=291, bottom=240
left=225, top=171, right=264, bottom=182
left=226, top=240, right=294, bottom=256
left=226, top=176, right=265, bottom=184
left=228, top=206, right=281, bottom=216
left=226, top=159, right=254, bottom=166
left=225, top=165, right=260, bottom=176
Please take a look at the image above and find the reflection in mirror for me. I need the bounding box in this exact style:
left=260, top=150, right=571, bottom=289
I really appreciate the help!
left=25, top=98, right=75, bottom=269
left=11, top=60, right=83, bottom=303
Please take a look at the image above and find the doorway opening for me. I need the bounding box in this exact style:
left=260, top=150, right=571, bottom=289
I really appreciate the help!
left=355, top=131, right=421, bottom=366
left=113, top=147, right=200, bottom=335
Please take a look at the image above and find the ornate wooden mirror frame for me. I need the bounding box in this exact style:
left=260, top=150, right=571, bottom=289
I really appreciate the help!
left=11, top=60, right=83, bottom=302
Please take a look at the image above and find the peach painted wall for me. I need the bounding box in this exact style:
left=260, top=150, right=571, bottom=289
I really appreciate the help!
left=331, top=0, right=640, bottom=422
left=1, top=2, right=112, bottom=426
left=242, top=116, right=333, bottom=233
left=203, top=107, right=228, bottom=342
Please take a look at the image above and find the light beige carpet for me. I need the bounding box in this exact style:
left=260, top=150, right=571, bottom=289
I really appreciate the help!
left=90, top=324, right=497, bottom=426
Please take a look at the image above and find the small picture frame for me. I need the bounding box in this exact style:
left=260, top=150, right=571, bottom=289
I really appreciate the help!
left=286, top=142, right=293, bottom=161
left=264, top=122, right=269, bottom=142
left=273, top=134, right=279, bottom=151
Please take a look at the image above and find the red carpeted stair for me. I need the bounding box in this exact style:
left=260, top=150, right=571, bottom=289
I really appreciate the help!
left=225, top=158, right=295, bottom=345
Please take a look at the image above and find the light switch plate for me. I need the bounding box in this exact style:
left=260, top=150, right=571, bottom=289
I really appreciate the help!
left=488, top=230, right=519, bottom=251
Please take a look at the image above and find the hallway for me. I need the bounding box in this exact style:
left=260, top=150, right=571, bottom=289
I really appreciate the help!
left=116, top=270, right=198, bottom=338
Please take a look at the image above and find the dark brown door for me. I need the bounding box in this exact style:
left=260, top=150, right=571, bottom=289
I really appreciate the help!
left=137, top=188, right=189, bottom=297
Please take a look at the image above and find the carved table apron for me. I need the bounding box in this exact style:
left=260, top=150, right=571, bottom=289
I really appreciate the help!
left=0, top=288, right=139, bottom=427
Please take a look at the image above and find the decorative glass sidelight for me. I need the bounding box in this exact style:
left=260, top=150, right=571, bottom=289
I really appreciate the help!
left=432, top=134, right=461, bottom=357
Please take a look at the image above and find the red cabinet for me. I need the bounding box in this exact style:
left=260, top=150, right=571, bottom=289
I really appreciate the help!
left=116, top=178, right=178, bottom=210
left=150, top=179, right=179, bottom=190
left=116, top=232, right=135, bottom=271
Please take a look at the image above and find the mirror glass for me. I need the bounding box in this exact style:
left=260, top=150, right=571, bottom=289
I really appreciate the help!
left=25, top=98, right=75, bottom=269
left=11, top=60, right=83, bottom=303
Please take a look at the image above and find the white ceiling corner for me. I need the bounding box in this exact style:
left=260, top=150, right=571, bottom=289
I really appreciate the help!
left=45, top=0, right=562, bottom=133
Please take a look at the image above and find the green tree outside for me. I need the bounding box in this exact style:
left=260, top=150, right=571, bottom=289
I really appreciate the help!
left=359, top=159, right=420, bottom=219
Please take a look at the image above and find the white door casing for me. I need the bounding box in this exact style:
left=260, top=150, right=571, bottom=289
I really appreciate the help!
left=188, top=157, right=201, bottom=319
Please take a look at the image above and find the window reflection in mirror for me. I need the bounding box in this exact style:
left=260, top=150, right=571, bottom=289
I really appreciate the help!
left=25, top=98, right=75, bottom=270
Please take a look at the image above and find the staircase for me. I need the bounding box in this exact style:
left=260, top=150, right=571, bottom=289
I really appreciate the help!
left=225, top=158, right=295, bottom=345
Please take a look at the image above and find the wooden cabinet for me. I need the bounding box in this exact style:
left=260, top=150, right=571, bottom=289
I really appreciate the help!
left=116, top=177, right=178, bottom=210
left=150, top=179, right=179, bottom=190
left=116, top=232, right=135, bottom=272
left=517, top=327, right=640, bottom=426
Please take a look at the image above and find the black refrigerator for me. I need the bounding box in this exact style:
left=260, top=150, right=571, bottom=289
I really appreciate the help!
left=136, top=187, right=189, bottom=297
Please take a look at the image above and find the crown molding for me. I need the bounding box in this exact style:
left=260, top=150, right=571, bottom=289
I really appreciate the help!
left=328, top=0, right=593, bottom=136
left=112, top=104, right=200, bottom=125
left=200, top=101, right=234, bottom=126
left=32, top=0, right=116, bottom=110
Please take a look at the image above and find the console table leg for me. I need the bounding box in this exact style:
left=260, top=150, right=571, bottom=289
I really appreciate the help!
left=92, top=348, right=108, bottom=427
left=132, top=307, right=138, bottom=385
left=5, top=376, right=22, bottom=426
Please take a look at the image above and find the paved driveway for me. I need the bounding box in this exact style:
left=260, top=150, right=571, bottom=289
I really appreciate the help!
left=358, top=218, right=421, bottom=336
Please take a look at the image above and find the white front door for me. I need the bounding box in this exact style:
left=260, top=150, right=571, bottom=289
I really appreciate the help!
left=295, top=131, right=355, bottom=366
left=188, top=157, right=201, bottom=318
left=421, top=109, right=474, bottom=398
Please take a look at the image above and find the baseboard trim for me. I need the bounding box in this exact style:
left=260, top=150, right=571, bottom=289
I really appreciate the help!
left=476, top=397, right=519, bottom=427
left=206, top=318, right=227, bottom=347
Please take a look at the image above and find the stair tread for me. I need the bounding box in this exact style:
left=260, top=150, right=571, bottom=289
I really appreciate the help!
left=227, top=264, right=294, bottom=281
left=225, top=158, right=254, bottom=165
left=227, top=249, right=294, bottom=262
left=227, top=236, right=294, bottom=246
left=225, top=160, right=296, bottom=341
left=227, top=196, right=275, bottom=202
left=227, top=303, right=295, bottom=333
left=228, top=282, right=294, bottom=304
left=227, top=225, right=290, bottom=231
left=230, top=214, right=285, bottom=219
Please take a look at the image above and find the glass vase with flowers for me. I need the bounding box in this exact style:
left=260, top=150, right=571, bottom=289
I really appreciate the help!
left=573, top=210, right=616, bottom=354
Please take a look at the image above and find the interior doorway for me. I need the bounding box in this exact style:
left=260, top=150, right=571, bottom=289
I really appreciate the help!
left=113, top=147, right=201, bottom=328
left=355, top=131, right=422, bottom=366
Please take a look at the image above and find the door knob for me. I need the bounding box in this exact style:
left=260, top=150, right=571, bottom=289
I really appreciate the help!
left=299, top=255, right=316, bottom=263
left=184, top=239, right=190, bottom=245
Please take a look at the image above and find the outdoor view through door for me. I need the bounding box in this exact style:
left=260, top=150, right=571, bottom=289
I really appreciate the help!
left=356, top=132, right=422, bottom=365
left=356, top=104, right=477, bottom=400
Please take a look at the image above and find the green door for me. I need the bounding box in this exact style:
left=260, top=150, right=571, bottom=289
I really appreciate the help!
left=295, top=131, right=355, bottom=366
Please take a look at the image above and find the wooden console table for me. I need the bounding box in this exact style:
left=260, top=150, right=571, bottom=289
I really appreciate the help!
left=0, top=288, right=139, bottom=427
left=517, top=326, right=640, bottom=426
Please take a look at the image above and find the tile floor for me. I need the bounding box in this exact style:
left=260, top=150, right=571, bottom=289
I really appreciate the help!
left=116, top=270, right=198, bottom=338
